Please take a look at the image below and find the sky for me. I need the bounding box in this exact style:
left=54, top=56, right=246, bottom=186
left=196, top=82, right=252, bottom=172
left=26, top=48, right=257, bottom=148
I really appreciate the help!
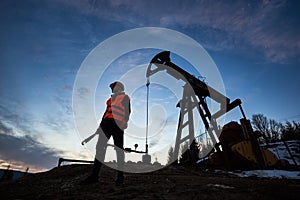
left=0, top=0, right=300, bottom=172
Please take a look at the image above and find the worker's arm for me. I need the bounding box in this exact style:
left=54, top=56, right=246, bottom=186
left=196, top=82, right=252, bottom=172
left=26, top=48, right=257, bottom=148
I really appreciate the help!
left=122, top=94, right=131, bottom=122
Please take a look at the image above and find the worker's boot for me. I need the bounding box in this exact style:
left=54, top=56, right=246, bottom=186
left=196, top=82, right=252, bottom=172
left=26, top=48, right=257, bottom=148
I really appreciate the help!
left=115, top=171, right=124, bottom=186
left=79, top=159, right=102, bottom=185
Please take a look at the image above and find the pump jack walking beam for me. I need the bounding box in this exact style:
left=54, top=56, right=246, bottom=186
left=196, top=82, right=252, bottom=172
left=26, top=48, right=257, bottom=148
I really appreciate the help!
left=147, top=51, right=242, bottom=121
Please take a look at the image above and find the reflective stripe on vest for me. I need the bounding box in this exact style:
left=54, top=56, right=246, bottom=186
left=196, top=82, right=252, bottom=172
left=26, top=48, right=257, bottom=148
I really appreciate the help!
left=103, top=94, right=127, bottom=122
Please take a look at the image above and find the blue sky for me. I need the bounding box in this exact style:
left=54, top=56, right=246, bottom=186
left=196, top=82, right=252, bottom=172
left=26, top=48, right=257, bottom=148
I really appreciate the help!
left=0, top=0, right=299, bottom=172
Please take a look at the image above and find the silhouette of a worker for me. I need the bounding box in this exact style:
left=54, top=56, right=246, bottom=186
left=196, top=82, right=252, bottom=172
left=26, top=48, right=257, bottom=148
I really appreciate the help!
left=80, top=81, right=131, bottom=185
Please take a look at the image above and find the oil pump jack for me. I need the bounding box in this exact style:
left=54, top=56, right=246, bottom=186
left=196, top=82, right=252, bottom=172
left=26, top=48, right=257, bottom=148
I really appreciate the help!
left=146, top=51, right=278, bottom=169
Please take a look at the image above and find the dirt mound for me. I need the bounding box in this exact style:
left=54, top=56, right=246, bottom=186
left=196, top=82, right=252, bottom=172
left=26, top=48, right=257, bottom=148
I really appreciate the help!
left=1, top=164, right=300, bottom=200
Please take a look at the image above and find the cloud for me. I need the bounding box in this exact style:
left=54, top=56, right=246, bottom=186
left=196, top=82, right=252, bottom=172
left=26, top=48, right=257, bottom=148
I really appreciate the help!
left=56, top=0, right=299, bottom=63
left=0, top=121, right=13, bottom=135
left=0, top=104, right=33, bottom=137
left=0, top=122, right=62, bottom=171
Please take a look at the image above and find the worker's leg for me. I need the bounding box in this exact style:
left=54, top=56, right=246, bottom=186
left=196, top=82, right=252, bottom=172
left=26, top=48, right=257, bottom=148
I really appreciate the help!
left=95, top=126, right=110, bottom=164
left=112, top=124, right=125, bottom=185
left=80, top=126, right=110, bottom=185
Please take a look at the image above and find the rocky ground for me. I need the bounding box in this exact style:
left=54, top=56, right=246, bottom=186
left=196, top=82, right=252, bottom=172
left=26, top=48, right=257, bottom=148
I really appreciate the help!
left=1, top=164, right=300, bottom=200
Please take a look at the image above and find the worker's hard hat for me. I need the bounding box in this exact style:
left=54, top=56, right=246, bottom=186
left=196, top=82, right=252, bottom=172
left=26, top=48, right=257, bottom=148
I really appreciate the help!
left=109, top=81, right=124, bottom=91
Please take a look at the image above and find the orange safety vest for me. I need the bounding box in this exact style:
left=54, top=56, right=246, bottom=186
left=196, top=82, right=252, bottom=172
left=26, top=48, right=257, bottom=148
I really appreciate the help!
left=103, top=93, right=129, bottom=123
